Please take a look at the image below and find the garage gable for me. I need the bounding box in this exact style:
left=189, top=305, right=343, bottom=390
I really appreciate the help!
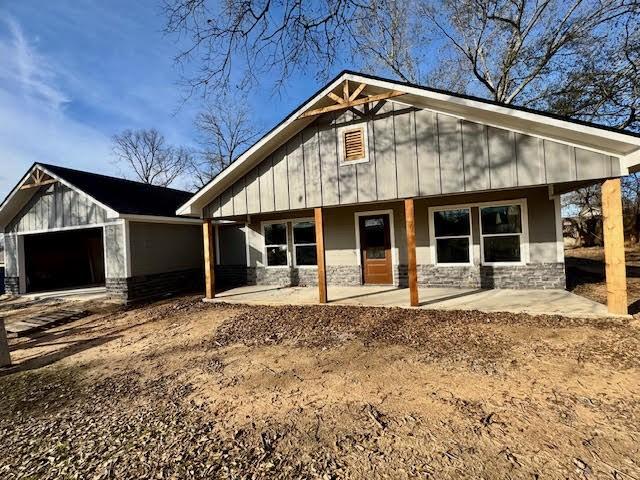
left=7, top=181, right=111, bottom=233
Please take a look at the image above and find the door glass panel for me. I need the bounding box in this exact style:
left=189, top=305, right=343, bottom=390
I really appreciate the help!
left=363, top=217, right=386, bottom=247
left=366, top=247, right=386, bottom=259
left=362, top=216, right=387, bottom=260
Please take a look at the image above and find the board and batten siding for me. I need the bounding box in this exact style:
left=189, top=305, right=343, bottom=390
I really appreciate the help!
left=204, top=103, right=620, bottom=218
left=6, top=182, right=109, bottom=233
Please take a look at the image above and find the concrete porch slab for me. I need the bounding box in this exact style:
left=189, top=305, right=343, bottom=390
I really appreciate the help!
left=208, top=285, right=613, bottom=318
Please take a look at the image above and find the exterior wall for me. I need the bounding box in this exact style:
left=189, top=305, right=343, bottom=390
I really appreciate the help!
left=205, top=103, right=619, bottom=218
left=106, top=269, right=203, bottom=303
left=105, top=222, right=204, bottom=302
left=128, top=222, right=203, bottom=276
left=217, top=186, right=565, bottom=289
left=7, top=182, right=109, bottom=233
left=218, top=225, right=246, bottom=266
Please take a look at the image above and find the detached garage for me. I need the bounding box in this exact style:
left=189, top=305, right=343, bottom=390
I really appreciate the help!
left=0, top=163, right=203, bottom=302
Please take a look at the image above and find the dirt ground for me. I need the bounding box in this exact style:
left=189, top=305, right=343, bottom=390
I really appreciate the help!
left=1, top=295, right=639, bottom=479
left=565, top=244, right=640, bottom=313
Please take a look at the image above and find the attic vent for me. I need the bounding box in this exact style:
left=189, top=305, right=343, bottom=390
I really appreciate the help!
left=343, top=128, right=366, bottom=162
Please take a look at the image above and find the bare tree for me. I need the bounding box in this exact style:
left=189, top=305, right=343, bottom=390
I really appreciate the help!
left=189, top=99, right=262, bottom=188
left=163, top=0, right=638, bottom=103
left=164, top=0, right=639, bottom=238
left=112, top=129, right=191, bottom=187
left=563, top=185, right=603, bottom=246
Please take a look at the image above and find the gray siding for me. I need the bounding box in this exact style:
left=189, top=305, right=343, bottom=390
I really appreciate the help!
left=7, top=183, right=109, bottom=233
left=129, top=222, right=202, bottom=276
left=205, top=103, right=620, bottom=218
left=218, top=224, right=247, bottom=266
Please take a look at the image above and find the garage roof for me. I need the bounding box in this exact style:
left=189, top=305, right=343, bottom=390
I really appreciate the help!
left=39, top=163, right=193, bottom=217
left=0, top=163, right=196, bottom=230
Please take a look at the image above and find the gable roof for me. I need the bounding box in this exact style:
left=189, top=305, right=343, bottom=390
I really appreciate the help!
left=177, top=70, right=640, bottom=217
left=39, top=163, right=194, bottom=216
left=0, top=162, right=196, bottom=230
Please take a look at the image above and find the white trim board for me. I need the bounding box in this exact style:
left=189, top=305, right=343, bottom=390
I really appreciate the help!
left=118, top=214, right=203, bottom=225
left=13, top=221, right=118, bottom=236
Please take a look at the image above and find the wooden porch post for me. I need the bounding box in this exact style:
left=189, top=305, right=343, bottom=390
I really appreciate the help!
left=404, top=199, right=419, bottom=306
left=314, top=207, right=328, bottom=304
left=602, top=179, right=628, bottom=315
left=203, top=219, right=216, bottom=299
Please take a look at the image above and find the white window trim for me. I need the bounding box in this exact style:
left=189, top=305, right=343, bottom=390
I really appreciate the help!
left=354, top=209, right=397, bottom=284
left=428, top=198, right=529, bottom=267
left=479, top=199, right=529, bottom=266
left=261, top=220, right=290, bottom=268
left=428, top=206, right=473, bottom=266
left=261, top=217, right=319, bottom=268
left=338, top=124, right=369, bottom=166
left=291, top=218, right=317, bottom=268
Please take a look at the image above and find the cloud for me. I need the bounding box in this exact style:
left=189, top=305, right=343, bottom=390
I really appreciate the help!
left=0, top=16, right=69, bottom=110
left=0, top=15, right=113, bottom=198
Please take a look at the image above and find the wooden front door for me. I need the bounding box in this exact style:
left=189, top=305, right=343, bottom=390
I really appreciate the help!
left=359, top=214, right=393, bottom=285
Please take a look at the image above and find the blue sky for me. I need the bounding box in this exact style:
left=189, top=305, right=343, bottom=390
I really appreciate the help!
left=0, top=0, right=321, bottom=197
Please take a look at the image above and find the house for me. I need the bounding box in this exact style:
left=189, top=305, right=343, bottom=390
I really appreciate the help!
left=178, top=71, right=640, bottom=315
left=0, top=163, right=203, bottom=302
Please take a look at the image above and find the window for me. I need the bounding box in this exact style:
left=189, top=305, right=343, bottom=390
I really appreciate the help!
left=480, top=204, right=523, bottom=263
left=344, top=128, right=365, bottom=162
left=433, top=208, right=472, bottom=264
left=293, top=221, right=317, bottom=266
left=264, top=222, right=288, bottom=266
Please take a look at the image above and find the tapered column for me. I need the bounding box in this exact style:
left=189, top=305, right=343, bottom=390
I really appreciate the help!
left=602, top=179, right=627, bottom=315
left=404, top=199, right=419, bottom=306
left=203, top=219, right=216, bottom=299
left=314, top=207, right=328, bottom=304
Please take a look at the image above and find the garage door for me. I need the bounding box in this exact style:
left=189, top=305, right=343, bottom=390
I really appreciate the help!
left=24, top=227, right=105, bottom=293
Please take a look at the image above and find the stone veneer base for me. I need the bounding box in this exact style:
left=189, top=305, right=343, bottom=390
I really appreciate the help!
left=106, top=268, right=203, bottom=303
left=216, top=263, right=566, bottom=290
left=3, top=276, right=19, bottom=295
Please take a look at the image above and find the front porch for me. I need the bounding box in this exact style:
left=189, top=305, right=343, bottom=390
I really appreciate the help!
left=202, top=181, right=630, bottom=315
left=207, top=284, right=611, bottom=318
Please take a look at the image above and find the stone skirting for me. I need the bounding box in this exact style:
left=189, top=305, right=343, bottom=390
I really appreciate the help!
left=215, top=263, right=565, bottom=290
left=252, top=266, right=319, bottom=286
left=106, top=268, right=203, bottom=303
left=3, top=275, right=18, bottom=295
left=417, top=263, right=566, bottom=289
